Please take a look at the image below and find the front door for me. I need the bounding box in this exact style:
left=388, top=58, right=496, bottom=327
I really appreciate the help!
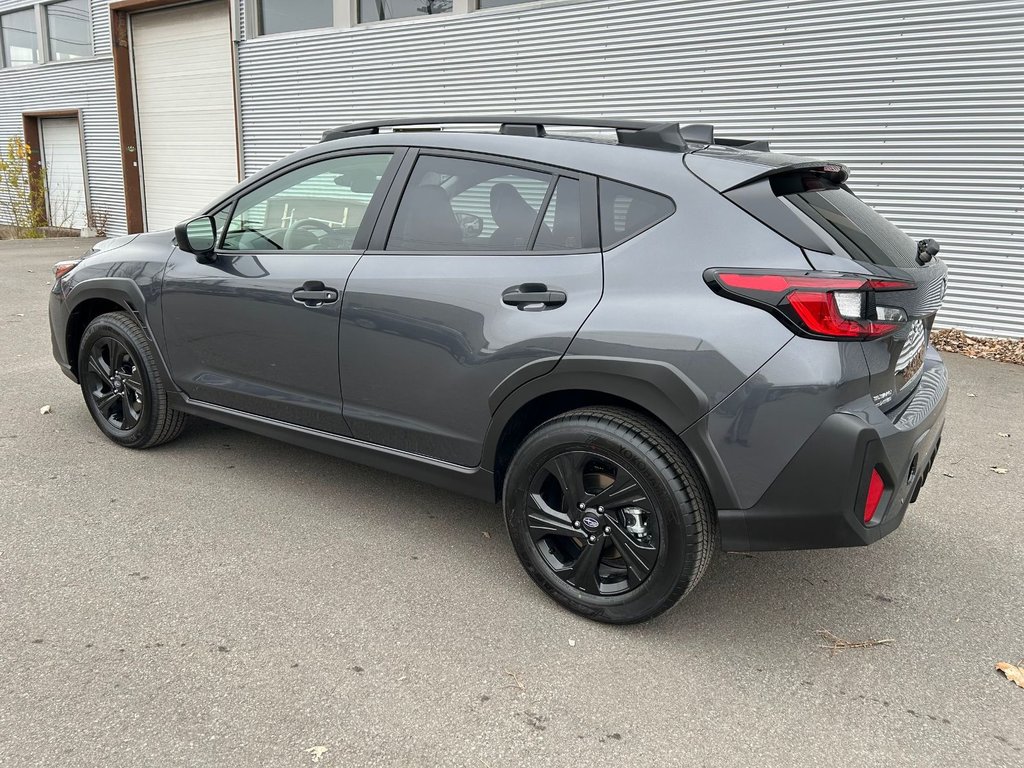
left=160, top=151, right=399, bottom=434
left=339, top=151, right=603, bottom=466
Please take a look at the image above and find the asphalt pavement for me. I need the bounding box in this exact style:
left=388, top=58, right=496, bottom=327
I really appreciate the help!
left=1, top=238, right=1022, bottom=767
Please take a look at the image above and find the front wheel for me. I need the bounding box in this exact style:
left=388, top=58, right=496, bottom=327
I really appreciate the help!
left=503, top=407, right=715, bottom=624
left=78, top=311, right=187, bottom=449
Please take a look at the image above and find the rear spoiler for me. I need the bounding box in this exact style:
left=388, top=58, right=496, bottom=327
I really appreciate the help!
left=686, top=150, right=850, bottom=193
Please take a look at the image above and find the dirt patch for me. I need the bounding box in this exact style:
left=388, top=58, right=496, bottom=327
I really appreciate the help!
left=932, top=328, right=1024, bottom=366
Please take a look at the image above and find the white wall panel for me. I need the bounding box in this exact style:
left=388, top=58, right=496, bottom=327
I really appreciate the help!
left=237, top=0, right=1024, bottom=337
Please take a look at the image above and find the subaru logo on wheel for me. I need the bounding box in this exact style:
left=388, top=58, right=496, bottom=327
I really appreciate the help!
left=582, top=515, right=601, bottom=530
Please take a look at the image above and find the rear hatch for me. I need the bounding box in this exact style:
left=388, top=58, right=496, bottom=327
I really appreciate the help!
left=687, top=145, right=948, bottom=413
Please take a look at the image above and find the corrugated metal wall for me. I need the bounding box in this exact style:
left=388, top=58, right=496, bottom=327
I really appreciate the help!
left=237, top=0, right=1024, bottom=337
left=0, top=1, right=125, bottom=234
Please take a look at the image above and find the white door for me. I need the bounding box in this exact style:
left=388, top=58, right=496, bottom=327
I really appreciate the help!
left=131, top=1, right=238, bottom=231
left=39, top=117, right=87, bottom=230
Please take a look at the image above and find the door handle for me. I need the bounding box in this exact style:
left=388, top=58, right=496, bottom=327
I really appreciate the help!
left=292, top=281, right=339, bottom=306
left=502, top=284, right=567, bottom=310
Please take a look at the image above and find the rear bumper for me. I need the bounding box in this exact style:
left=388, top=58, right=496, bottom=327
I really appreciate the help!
left=717, top=353, right=947, bottom=551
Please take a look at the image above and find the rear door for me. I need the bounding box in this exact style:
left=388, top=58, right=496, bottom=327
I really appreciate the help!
left=338, top=150, right=603, bottom=466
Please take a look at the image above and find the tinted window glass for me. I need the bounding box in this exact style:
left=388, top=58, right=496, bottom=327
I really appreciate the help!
left=260, top=0, right=332, bottom=34
left=389, top=155, right=552, bottom=252
left=775, top=176, right=919, bottom=268
left=535, top=178, right=583, bottom=251
left=599, top=180, right=674, bottom=249
left=46, top=0, right=90, bottom=61
left=359, top=0, right=452, bottom=22
left=222, top=153, right=392, bottom=251
left=1, top=9, right=38, bottom=67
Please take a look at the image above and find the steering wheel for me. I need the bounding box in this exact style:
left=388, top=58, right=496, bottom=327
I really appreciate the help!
left=283, top=218, right=330, bottom=250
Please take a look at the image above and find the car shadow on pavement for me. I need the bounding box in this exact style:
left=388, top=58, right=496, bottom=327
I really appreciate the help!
left=164, top=416, right=965, bottom=641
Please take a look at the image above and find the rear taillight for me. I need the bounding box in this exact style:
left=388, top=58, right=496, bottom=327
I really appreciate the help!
left=706, top=269, right=915, bottom=340
left=864, top=467, right=886, bottom=524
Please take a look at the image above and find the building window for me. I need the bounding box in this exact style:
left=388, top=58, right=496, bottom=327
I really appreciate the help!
left=1, top=8, right=38, bottom=67
left=359, top=0, right=453, bottom=23
left=46, top=0, right=91, bottom=61
left=258, top=0, right=333, bottom=35
left=478, top=0, right=539, bottom=8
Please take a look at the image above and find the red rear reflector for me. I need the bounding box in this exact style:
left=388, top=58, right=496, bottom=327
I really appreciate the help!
left=864, top=468, right=885, bottom=524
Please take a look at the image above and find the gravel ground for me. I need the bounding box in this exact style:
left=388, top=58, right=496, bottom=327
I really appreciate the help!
left=1, top=238, right=1022, bottom=767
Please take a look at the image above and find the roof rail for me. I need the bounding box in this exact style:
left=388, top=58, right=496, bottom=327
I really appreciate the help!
left=319, top=116, right=768, bottom=153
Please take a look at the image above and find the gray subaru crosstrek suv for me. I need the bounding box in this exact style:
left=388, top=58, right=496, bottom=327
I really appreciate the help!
left=49, top=117, right=948, bottom=623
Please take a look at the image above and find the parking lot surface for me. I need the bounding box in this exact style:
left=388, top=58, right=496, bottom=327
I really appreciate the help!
left=1, top=238, right=1022, bottom=767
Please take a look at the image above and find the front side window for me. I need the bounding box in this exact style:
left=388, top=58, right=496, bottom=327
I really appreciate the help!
left=388, top=155, right=553, bottom=252
left=1, top=9, right=38, bottom=68
left=359, top=0, right=452, bottom=22
left=46, top=0, right=90, bottom=61
left=222, top=153, right=393, bottom=251
left=599, top=180, right=675, bottom=249
left=259, top=0, right=333, bottom=35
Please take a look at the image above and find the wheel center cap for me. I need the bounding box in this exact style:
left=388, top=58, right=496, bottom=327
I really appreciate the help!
left=112, top=377, right=123, bottom=392
left=581, top=511, right=602, bottom=531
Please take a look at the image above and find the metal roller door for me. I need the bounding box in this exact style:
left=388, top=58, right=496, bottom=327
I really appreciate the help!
left=131, top=0, right=238, bottom=231
left=39, top=117, right=87, bottom=230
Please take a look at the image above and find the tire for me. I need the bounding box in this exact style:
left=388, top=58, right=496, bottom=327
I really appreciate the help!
left=77, top=311, right=187, bottom=449
left=503, top=406, right=715, bottom=624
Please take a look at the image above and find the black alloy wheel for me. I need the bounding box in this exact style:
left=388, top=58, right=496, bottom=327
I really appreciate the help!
left=526, top=451, right=661, bottom=596
left=504, top=407, right=715, bottom=624
left=78, top=312, right=188, bottom=449
left=84, top=336, right=145, bottom=431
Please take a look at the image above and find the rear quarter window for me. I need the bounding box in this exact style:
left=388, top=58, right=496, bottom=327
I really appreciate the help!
left=599, top=180, right=674, bottom=249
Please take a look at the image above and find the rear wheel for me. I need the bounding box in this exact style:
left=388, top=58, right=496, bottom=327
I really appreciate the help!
left=78, top=311, right=187, bottom=448
left=503, top=407, right=715, bottom=624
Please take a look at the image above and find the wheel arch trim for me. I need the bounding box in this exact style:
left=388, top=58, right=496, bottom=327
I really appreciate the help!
left=482, top=356, right=737, bottom=508
left=63, top=278, right=177, bottom=391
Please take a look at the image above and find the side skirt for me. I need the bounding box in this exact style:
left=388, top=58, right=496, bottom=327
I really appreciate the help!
left=169, top=395, right=497, bottom=503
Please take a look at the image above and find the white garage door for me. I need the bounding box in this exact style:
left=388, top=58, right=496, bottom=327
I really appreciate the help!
left=39, top=117, right=87, bottom=230
left=131, top=1, right=238, bottom=232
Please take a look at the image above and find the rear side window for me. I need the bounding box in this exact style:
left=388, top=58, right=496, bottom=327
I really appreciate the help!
left=599, top=180, right=674, bottom=249
left=389, top=155, right=553, bottom=251
left=535, top=177, right=583, bottom=251
left=774, top=174, right=919, bottom=267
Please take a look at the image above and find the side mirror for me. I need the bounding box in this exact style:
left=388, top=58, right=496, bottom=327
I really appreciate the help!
left=174, top=216, right=217, bottom=262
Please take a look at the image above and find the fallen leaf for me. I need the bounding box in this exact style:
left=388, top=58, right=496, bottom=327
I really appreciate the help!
left=967, top=393, right=977, bottom=398
left=568, top=638, right=577, bottom=647
left=481, top=531, right=491, bottom=539
left=996, top=662, right=1024, bottom=689
left=942, top=472, right=954, bottom=478
left=39, top=405, right=51, bottom=415
left=990, top=467, right=1009, bottom=475
left=998, top=433, right=1011, bottom=438
left=304, top=746, right=329, bottom=763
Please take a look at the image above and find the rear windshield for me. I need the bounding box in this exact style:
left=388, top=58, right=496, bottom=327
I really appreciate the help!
left=773, top=174, right=919, bottom=268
